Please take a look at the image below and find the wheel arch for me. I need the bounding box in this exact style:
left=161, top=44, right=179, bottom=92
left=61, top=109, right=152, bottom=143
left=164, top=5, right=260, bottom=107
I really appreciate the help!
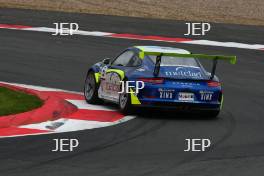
left=86, top=65, right=101, bottom=83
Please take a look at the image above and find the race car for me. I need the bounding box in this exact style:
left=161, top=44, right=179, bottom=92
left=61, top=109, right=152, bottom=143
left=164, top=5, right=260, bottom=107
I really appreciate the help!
left=84, top=46, right=236, bottom=117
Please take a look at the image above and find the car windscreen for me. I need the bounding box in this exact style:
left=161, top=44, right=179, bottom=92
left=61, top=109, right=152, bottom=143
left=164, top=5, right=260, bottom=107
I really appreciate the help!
left=148, top=55, right=200, bottom=67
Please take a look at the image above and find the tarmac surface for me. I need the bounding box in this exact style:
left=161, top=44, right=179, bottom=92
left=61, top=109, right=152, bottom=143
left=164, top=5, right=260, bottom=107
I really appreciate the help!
left=0, top=8, right=264, bottom=176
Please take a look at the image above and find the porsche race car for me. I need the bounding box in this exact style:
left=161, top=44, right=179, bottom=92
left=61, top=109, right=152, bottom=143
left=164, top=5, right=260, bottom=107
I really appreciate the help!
left=84, top=46, right=236, bottom=117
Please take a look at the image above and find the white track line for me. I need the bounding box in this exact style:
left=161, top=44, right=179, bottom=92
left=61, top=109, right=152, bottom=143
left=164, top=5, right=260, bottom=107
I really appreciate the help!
left=182, top=40, right=264, bottom=50
left=0, top=24, right=264, bottom=51
left=0, top=81, right=82, bottom=94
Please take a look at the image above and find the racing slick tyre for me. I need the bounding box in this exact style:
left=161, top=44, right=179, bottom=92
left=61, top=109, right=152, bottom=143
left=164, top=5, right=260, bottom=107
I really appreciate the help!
left=84, top=71, right=101, bottom=104
left=119, top=80, right=133, bottom=114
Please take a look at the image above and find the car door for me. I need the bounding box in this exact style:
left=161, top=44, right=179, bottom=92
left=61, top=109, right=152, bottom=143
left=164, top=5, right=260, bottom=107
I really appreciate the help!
left=98, top=50, right=135, bottom=102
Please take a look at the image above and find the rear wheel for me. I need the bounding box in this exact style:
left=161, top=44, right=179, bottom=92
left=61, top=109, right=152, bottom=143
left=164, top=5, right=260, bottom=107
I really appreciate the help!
left=84, top=71, right=101, bottom=104
left=119, top=81, right=132, bottom=113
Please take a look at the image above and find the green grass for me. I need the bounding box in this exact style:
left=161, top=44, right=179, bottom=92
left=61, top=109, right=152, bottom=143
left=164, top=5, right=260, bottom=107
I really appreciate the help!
left=0, top=87, right=43, bottom=116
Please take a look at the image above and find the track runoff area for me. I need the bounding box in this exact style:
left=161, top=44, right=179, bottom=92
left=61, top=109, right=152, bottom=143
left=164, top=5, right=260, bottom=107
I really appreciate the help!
left=0, top=21, right=262, bottom=152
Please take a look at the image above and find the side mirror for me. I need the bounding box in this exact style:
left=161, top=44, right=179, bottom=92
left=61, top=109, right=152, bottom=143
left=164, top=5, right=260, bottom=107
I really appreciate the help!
left=102, top=58, right=111, bottom=65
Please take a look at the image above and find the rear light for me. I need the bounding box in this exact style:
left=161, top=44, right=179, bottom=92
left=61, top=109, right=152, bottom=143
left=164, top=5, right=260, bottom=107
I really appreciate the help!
left=207, top=80, right=221, bottom=87
left=138, top=78, right=164, bottom=84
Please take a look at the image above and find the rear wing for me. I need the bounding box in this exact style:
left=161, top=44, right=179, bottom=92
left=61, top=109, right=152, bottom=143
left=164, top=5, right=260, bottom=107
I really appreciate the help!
left=139, top=51, right=237, bottom=79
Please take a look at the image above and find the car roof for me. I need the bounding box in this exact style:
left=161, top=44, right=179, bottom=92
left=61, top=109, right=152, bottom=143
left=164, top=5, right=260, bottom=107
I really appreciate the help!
left=134, top=46, right=191, bottom=54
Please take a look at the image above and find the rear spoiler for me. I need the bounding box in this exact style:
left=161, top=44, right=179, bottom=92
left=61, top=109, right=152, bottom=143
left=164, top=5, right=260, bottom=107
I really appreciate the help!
left=139, top=51, right=237, bottom=79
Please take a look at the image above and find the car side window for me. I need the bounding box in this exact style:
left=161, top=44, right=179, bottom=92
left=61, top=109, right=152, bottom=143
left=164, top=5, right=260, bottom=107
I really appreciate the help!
left=111, top=50, right=134, bottom=66
left=127, top=55, right=142, bottom=67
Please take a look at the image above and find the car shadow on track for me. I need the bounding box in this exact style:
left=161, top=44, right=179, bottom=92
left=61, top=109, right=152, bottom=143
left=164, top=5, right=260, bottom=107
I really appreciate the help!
left=134, top=109, right=220, bottom=121
left=100, top=102, right=219, bottom=121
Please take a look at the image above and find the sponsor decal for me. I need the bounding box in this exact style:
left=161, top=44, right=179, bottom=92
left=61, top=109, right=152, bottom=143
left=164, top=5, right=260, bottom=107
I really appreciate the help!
left=103, top=72, right=121, bottom=92
left=165, top=67, right=202, bottom=78
left=108, top=72, right=121, bottom=84
left=104, top=82, right=120, bottom=91
left=159, top=88, right=175, bottom=99
left=200, top=91, right=213, bottom=101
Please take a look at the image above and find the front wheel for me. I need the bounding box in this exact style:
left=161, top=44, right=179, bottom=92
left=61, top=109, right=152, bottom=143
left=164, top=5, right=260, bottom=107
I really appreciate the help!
left=84, top=71, right=101, bottom=104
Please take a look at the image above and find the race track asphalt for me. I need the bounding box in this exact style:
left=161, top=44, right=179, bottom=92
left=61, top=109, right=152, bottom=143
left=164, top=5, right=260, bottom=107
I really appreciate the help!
left=0, top=8, right=264, bottom=176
